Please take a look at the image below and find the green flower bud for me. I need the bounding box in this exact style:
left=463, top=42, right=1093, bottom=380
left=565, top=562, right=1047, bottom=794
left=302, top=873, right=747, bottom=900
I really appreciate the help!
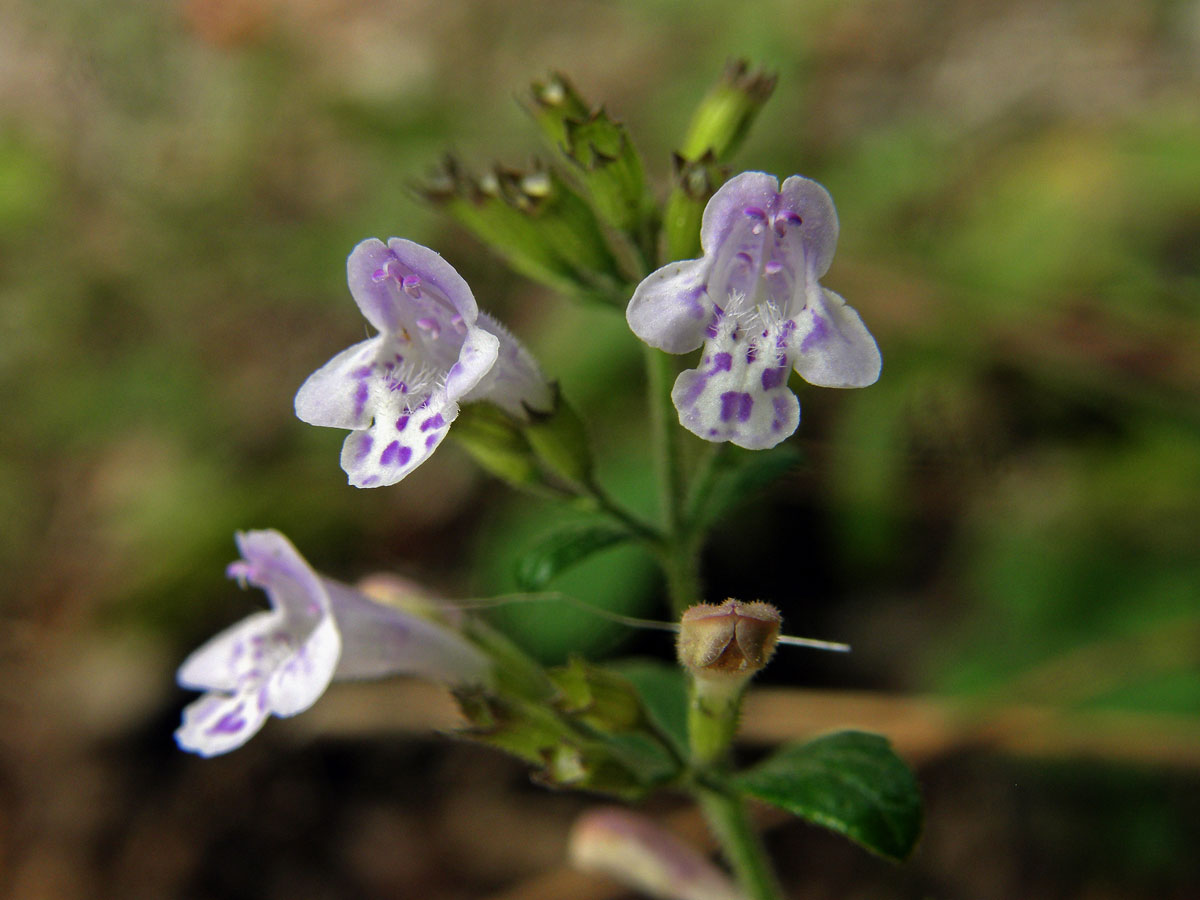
left=417, top=157, right=626, bottom=305
left=679, top=59, right=777, bottom=163
left=662, top=151, right=724, bottom=262
left=527, top=71, right=592, bottom=149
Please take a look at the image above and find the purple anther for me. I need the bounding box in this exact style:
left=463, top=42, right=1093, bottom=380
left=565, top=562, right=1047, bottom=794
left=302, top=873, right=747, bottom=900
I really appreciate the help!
left=735, top=251, right=754, bottom=267
left=402, top=274, right=422, bottom=298
left=743, top=206, right=768, bottom=220
left=416, top=317, right=440, bottom=338
left=451, top=313, right=467, bottom=334
left=764, top=260, right=783, bottom=275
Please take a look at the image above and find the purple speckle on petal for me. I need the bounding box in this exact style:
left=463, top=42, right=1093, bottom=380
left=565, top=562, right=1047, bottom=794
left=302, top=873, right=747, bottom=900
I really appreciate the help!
left=353, top=381, right=369, bottom=418
left=424, top=433, right=439, bottom=450
left=351, top=365, right=374, bottom=378
left=746, top=344, right=758, bottom=364
left=801, top=315, right=829, bottom=352
left=678, top=374, right=708, bottom=407
left=710, top=352, right=732, bottom=373
left=705, top=305, right=725, bottom=338
left=773, top=395, right=792, bottom=427
left=380, top=441, right=403, bottom=466
left=398, top=445, right=413, bottom=466
left=761, top=367, right=788, bottom=390
left=361, top=475, right=379, bottom=486
left=719, top=391, right=754, bottom=423
left=420, top=413, right=445, bottom=432
left=395, top=415, right=409, bottom=432
left=208, top=706, right=246, bottom=736
left=354, top=435, right=374, bottom=463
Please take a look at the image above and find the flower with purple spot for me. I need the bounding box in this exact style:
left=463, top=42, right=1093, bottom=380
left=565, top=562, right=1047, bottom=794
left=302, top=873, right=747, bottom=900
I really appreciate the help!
left=296, top=238, right=553, bottom=487
left=175, top=530, right=492, bottom=757
left=627, top=171, right=881, bottom=449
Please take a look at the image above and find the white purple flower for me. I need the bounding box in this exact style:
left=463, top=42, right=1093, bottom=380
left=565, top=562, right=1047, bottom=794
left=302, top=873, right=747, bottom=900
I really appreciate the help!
left=296, top=238, right=553, bottom=488
left=175, top=530, right=491, bottom=757
left=627, top=172, right=880, bottom=449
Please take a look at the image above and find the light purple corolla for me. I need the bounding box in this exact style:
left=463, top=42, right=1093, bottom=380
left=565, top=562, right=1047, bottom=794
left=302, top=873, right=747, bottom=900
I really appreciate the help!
left=296, top=238, right=553, bottom=487
left=175, top=530, right=491, bottom=757
left=627, top=172, right=880, bottom=449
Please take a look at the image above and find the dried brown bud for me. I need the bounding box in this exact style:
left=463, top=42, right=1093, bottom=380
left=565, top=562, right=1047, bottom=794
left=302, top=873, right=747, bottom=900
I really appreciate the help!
left=677, top=599, right=781, bottom=679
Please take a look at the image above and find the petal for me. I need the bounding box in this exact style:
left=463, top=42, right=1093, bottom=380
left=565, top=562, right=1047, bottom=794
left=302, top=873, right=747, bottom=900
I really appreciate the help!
left=294, top=336, right=385, bottom=430
left=339, top=391, right=456, bottom=488
left=177, top=610, right=280, bottom=692
left=670, top=328, right=800, bottom=450
left=264, top=615, right=341, bottom=717
left=465, top=312, right=554, bottom=417
left=792, top=287, right=881, bottom=388
left=626, top=257, right=714, bottom=354
left=778, top=175, right=839, bottom=280
left=175, top=689, right=271, bottom=757
left=385, top=238, right=479, bottom=323
left=443, top=323, right=500, bottom=403
left=699, top=171, right=781, bottom=255
left=230, top=530, right=330, bottom=624
left=346, top=239, right=480, bottom=336
left=324, top=580, right=492, bottom=685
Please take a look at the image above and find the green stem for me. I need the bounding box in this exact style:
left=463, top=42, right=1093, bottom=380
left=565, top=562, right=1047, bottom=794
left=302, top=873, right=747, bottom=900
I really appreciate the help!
left=580, top=476, right=662, bottom=543
left=644, top=345, right=703, bottom=614
left=696, top=788, right=784, bottom=900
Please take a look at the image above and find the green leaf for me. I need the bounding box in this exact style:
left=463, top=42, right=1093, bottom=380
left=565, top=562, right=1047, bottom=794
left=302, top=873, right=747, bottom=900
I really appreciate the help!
left=732, top=730, right=923, bottom=861
left=690, top=445, right=803, bottom=533
left=515, top=520, right=635, bottom=591
left=612, top=659, right=689, bottom=756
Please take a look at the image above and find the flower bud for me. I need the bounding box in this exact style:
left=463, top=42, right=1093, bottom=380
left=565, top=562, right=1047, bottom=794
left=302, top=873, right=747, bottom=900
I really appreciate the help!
left=662, top=151, right=723, bottom=262
left=526, top=71, right=592, bottom=149
left=678, top=60, right=777, bottom=163
left=570, top=807, right=745, bottom=900
left=677, top=599, right=781, bottom=682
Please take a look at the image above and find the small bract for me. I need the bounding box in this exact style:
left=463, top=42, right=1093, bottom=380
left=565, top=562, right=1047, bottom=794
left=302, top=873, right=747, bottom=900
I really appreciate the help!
left=627, top=172, right=880, bottom=449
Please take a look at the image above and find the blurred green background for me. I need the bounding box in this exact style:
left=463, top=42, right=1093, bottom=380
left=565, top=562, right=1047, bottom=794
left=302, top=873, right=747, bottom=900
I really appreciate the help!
left=2, top=0, right=1198, bottom=897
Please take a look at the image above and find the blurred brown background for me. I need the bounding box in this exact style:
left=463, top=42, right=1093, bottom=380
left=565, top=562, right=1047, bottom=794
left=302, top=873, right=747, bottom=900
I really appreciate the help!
left=2, top=0, right=1199, bottom=897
